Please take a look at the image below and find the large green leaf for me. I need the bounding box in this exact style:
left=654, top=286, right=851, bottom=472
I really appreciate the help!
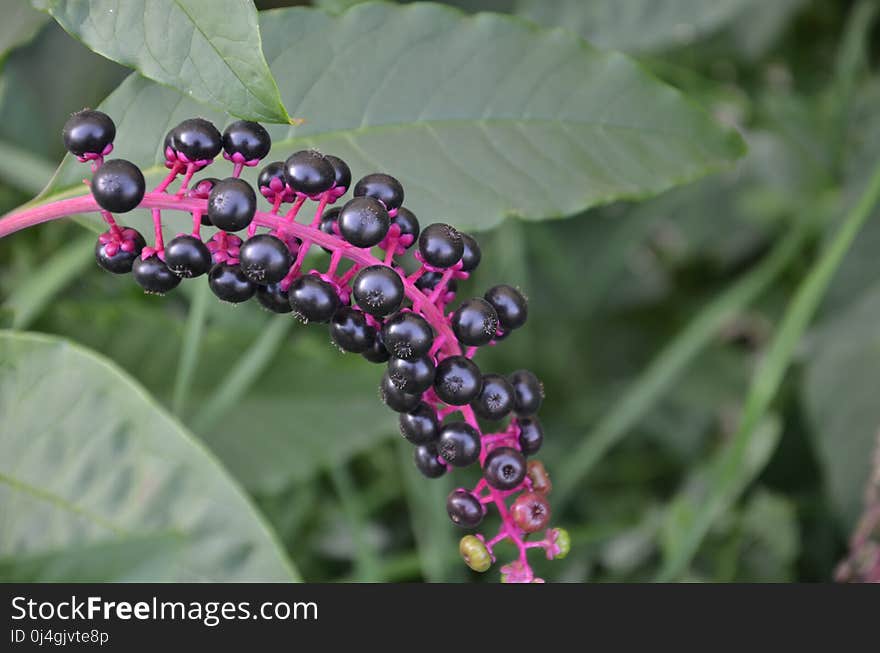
left=40, top=2, right=743, bottom=231
left=33, top=0, right=291, bottom=123
left=0, top=331, right=298, bottom=581
left=0, top=1, right=48, bottom=63
left=804, top=283, right=880, bottom=529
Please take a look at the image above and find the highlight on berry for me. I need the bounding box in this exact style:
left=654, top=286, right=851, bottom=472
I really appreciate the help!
left=62, top=109, right=566, bottom=583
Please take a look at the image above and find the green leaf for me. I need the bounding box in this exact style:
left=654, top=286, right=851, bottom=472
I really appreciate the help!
left=804, top=282, right=880, bottom=529
left=514, top=0, right=763, bottom=53
left=41, top=2, right=743, bottom=231
left=0, top=1, right=48, bottom=63
left=33, top=0, right=290, bottom=123
left=0, top=331, right=298, bottom=581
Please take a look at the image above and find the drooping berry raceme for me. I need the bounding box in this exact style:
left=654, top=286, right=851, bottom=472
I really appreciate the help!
left=0, top=109, right=569, bottom=583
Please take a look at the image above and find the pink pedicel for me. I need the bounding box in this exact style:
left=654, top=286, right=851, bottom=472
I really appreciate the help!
left=0, top=127, right=565, bottom=583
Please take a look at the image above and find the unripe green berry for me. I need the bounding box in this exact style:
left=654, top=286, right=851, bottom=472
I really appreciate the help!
left=552, top=528, right=571, bottom=559
left=459, top=535, right=491, bottom=573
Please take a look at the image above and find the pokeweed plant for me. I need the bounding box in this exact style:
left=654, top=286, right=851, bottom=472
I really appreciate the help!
left=0, top=1, right=750, bottom=582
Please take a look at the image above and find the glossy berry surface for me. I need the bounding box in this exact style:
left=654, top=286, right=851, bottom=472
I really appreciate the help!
left=509, top=369, right=543, bottom=417
left=132, top=256, right=181, bottom=295
left=418, top=223, right=463, bottom=268
left=239, top=234, right=292, bottom=284
left=413, top=444, right=447, bottom=479
left=208, top=263, right=255, bottom=303
left=324, top=155, right=352, bottom=191
left=415, top=271, right=457, bottom=294
left=459, top=233, right=482, bottom=272
left=91, top=159, right=145, bottom=213
left=164, top=235, right=212, bottom=278
left=362, top=330, right=390, bottom=364
left=398, top=403, right=439, bottom=445
left=338, top=197, right=390, bottom=248
left=354, top=173, right=404, bottom=211
left=451, top=297, right=499, bottom=347
left=284, top=150, right=335, bottom=195
left=438, top=421, right=481, bottom=467
left=517, top=418, right=544, bottom=455
left=387, top=355, right=435, bottom=394
left=352, top=265, right=404, bottom=317
left=62, top=109, right=115, bottom=157
left=434, top=355, right=482, bottom=405
left=485, top=284, right=528, bottom=331
left=169, top=118, right=222, bottom=161
left=94, top=228, right=145, bottom=275
left=257, top=162, right=289, bottom=200
left=392, top=207, right=420, bottom=244
left=288, top=275, right=339, bottom=323
left=471, top=373, right=515, bottom=421
left=330, top=307, right=375, bottom=353
left=382, top=311, right=434, bottom=360
left=447, top=489, right=485, bottom=528
left=207, top=177, right=256, bottom=231
left=256, top=282, right=291, bottom=314
left=380, top=371, right=422, bottom=413
left=483, top=446, right=527, bottom=491
left=222, top=120, right=271, bottom=161
left=510, top=492, right=551, bottom=533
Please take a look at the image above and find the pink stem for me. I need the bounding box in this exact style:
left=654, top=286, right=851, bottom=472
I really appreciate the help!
left=154, top=162, right=183, bottom=193
left=151, top=208, right=164, bottom=251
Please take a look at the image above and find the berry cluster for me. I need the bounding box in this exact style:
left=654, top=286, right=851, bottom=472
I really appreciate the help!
left=60, top=108, right=569, bottom=582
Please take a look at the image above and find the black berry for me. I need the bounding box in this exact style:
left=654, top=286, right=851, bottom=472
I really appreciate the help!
left=434, top=355, right=482, bottom=405
left=508, top=369, right=543, bottom=417
left=338, top=197, right=390, bottom=248
left=256, top=282, right=292, bottom=314
left=288, top=274, right=339, bottom=323
left=169, top=118, right=222, bottom=161
left=362, top=329, right=391, bottom=364
left=451, top=298, right=499, bottom=347
left=239, top=234, right=292, bottom=284
left=414, top=444, right=447, bottom=479
left=284, top=150, right=334, bottom=195
left=257, top=161, right=289, bottom=201
left=415, top=271, right=457, bottom=295
left=91, top=159, right=145, bottom=213
left=471, top=373, right=515, bottom=421
left=164, top=235, right=212, bottom=278
left=517, top=417, right=544, bottom=455
left=132, top=256, right=181, bottom=295
left=399, top=403, right=439, bottom=445
left=380, top=371, right=422, bottom=413
left=483, top=446, right=526, bottom=491
left=222, top=120, right=271, bottom=161
left=485, top=284, right=528, bottom=331
left=352, top=265, right=404, bottom=317
left=459, top=234, right=481, bottom=272
left=447, top=489, right=485, bottom=528
left=392, top=207, right=420, bottom=245
left=438, top=421, right=481, bottom=467
left=94, top=229, right=146, bottom=274
left=354, top=173, right=404, bottom=211
left=330, top=306, right=375, bottom=353
left=62, top=109, right=115, bottom=157
left=208, top=263, right=255, bottom=303
left=419, top=223, right=463, bottom=268
left=207, top=177, right=256, bottom=232
left=324, top=155, right=351, bottom=191
left=387, top=355, right=436, bottom=394
left=382, top=311, right=434, bottom=360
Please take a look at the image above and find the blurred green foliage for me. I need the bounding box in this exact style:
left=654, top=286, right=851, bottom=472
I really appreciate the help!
left=2, top=0, right=880, bottom=582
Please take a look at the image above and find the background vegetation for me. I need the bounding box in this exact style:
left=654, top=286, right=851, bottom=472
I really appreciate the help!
left=1, top=0, right=879, bottom=582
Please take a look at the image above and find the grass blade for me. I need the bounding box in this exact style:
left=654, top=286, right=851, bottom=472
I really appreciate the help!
left=655, top=161, right=880, bottom=580
left=172, top=283, right=210, bottom=417
left=555, top=223, right=809, bottom=507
